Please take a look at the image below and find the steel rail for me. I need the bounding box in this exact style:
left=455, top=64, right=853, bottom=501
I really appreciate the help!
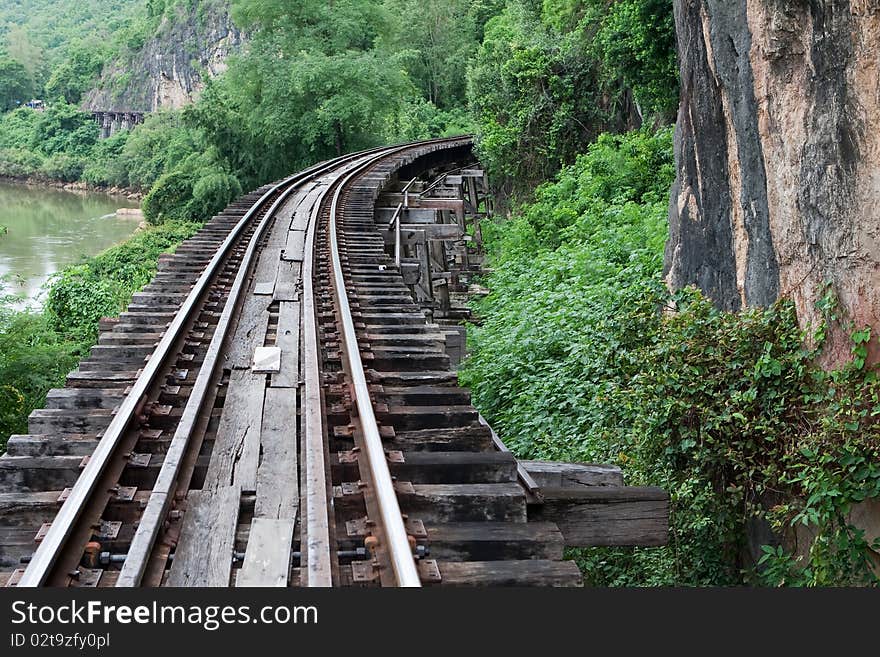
left=116, top=167, right=325, bottom=586
left=18, top=184, right=291, bottom=587
left=328, top=154, right=426, bottom=587
left=114, top=146, right=406, bottom=586
left=20, top=136, right=466, bottom=588
left=300, top=150, right=396, bottom=585
left=20, top=146, right=388, bottom=587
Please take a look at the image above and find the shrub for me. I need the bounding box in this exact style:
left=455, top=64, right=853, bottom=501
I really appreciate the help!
left=0, top=148, right=43, bottom=178
left=0, top=312, right=80, bottom=449
left=461, top=128, right=880, bottom=586
left=142, top=169, right=194, bottom=224
left=189, top=170, right=242, bottom=220
left=45, top=220, right=202, bottom=340
left=38, top=153, right=86, bottom=182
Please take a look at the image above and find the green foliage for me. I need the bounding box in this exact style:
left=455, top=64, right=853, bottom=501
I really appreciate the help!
left=0, top=56, right=33, bottom=110
left=38, top=152, right=86, bottom=182
left=467, top=1, right=609, bottom=194
left=29, top=102, right=99, bottom=156
left=142, top=150, right=241, bottom=224
left=0, top=148, right=44, bottom=178
left=44, top=41, right=107, bottom=103
left=592, top=0, right=679, bottom=118
left=80, top=131, right=130, bottom=187
left=380, top=0, right=478, bottom=109
left=0, top=219, right=200, bottom=450
left=0, top=308, right=80, bottom=449
left=468, top=0, right=678, bottom=196
left=44, top=220, right=201, bottom=343
left=118, top=111, right=199, bottom=191
left=0, top=107, right=39, bottom=148
left=0, top=1, right=141, bottom=93
left=461, top=128, right=880, bottom=586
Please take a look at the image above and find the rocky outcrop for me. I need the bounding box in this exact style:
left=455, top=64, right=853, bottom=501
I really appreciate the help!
left=666, top=0, right=880, bottom=366
left=83, top=3, right=241, bottom=112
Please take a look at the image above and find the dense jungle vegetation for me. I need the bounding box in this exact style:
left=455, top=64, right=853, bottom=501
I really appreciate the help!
left=1, top=0, right=878, bottom=585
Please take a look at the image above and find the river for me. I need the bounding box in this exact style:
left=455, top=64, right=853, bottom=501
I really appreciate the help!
left=0, top=181, right=141, bottom=309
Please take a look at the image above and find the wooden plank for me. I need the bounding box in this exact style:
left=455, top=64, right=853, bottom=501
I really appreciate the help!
left=434, top=559, right=582, bottom=587
left=266, top=188, right=313, bottom=246
left=528, top=486, right=669, bottom=547
left=167, top=485, right=239, bottom=587
left=282, top=230, right=307, bottom=262
left=202, top=370, right=265, bottom=494
left=255, top=386, right=298, bottom=519
left=252, top=247, right=282, bottom=295
left=226, top=293, right=271, bottom=369
left=271, top=301, right=300, bottom=388
left=520, top=461, right=625, bottom=488
left=273, top=261, right=301, bottom=302
left=236, top=518, right=295, bottom=587
left=291, top=185, right=323, bottom=232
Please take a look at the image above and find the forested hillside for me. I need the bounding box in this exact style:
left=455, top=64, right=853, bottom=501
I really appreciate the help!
left=1, top=0, right=878, bottom=587
left=0, top=0, right=140, bottom=107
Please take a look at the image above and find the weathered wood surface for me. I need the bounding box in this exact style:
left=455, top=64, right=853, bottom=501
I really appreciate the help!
left=282, top=230, right=306, bottom=262
left=254, top=387, right=298, bottom=520
left=529, top=486, right=669, bottom=547
left=271, top=301, right=300, bottom=388
left=236, top=518, right=294, bottom=587
left=273, top=261, right=300, bottom=302
left=226, top=292, right=271, bottom=369
left=202, top=370, right=265, bottom=494
left=435, top=559, right=583, bottom=587
left=521, top=461, right=625, bottom=488
left=252, top=247, right=282, bottom=295
left=168, top=485, right=239, bottom=587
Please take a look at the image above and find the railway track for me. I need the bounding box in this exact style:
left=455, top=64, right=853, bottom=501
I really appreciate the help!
left=0, top=138, right=590, bottom=587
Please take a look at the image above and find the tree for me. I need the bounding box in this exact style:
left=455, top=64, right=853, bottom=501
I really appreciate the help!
left=0, top=56, right=33, bottom=111
left=44, top=41, right=107, bottom=104
left=467, top=2, right=609, bottom=195
left=29, top=102, right=98, bottom=156
left=381, top=0, right=478, bottom=108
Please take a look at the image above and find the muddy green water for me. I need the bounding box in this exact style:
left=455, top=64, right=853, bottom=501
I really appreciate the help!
left=0, top=181, right=141, bottom=308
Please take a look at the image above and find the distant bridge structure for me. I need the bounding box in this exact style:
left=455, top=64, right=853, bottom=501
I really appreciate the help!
left=90, top=110, right=147, bottom=138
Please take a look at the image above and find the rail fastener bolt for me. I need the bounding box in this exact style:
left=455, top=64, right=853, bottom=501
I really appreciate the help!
left=82, top=542, right=102, bottom=568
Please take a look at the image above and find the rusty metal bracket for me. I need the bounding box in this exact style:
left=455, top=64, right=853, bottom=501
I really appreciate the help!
left=128, top=453, right=151, bottom=468
left=338, top=450, right=359, bottom=464
left=95, top=520, right=121, bottom=541
left=386, top=450, right=405, bottom=464
left=346, top=517, right=374, bottom=537
left=417, top=559, right=441, bottom=583
left=351, top=561, right=379, bottom=583
left=112, top=486, right=137, bottom=502
left=393, top=481, right=415, bottom=494
left=404, top=518, right=427, bottom=539
left=34, top=523, right=51, bottom=543
left=69, top=568, right=102, bottom=587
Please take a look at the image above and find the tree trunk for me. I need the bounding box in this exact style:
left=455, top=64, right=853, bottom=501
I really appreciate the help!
left=334, top=119, right=343, bottom=157
left=666, top=0, right=880, bottom=366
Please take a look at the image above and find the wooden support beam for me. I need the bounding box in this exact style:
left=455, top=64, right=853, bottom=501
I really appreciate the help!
left=528, top=486, right=669, bottom=548
left=520, top=461, right=625, bottom=488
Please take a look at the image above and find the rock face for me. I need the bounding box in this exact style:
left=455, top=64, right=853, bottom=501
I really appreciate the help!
left=666, top=0, right=880, bottom=366
left=83, top=4, right=241, bottom=112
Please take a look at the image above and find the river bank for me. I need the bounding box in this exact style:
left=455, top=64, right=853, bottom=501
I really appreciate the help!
left=0, top=181, right=143, bottom=306
left=0, top=174, right=143, bottom=201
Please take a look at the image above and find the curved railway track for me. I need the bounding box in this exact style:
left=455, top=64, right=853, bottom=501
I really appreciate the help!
left=0, top=138, right=585, bottom=587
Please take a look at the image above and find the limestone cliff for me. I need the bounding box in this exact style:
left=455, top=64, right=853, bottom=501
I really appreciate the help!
left=666, top=0, right=880, bottom=366
left=82, top=2, right=241, bottom=112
